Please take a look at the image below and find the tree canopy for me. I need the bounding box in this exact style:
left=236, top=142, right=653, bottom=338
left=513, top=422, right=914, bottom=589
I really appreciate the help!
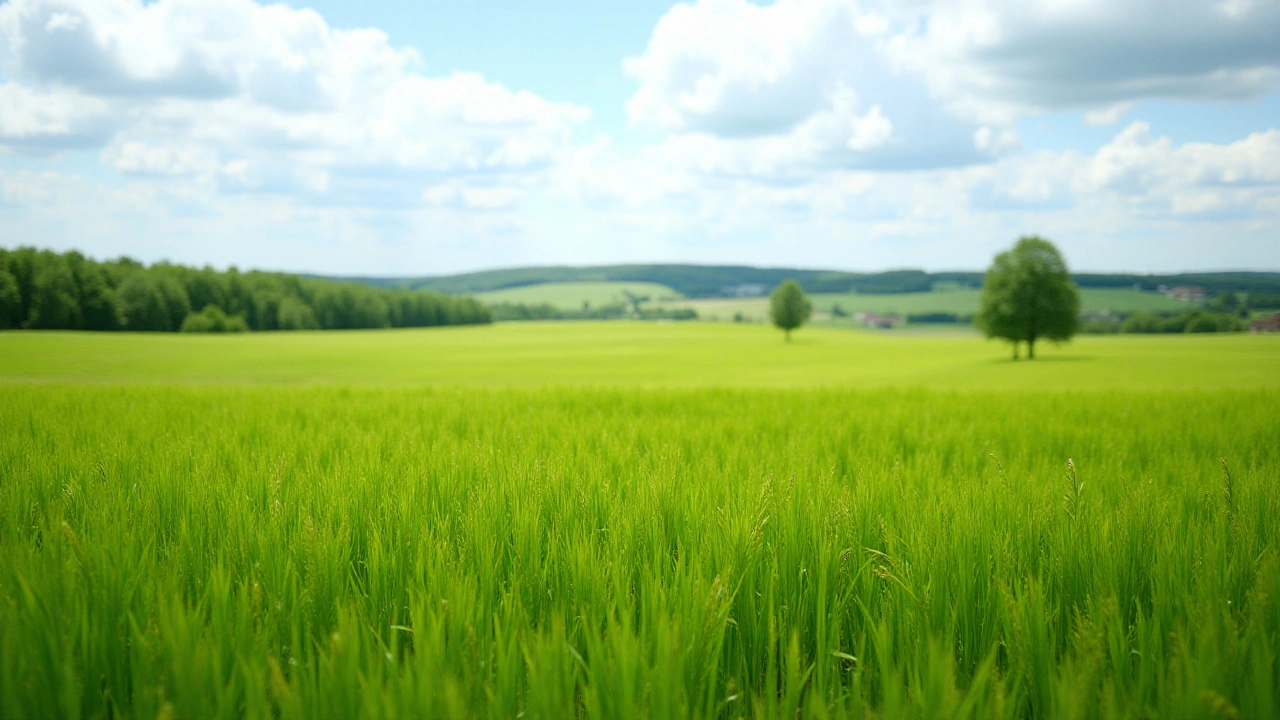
left=0, top=247, right=490, bottom=333
left=977, top=237, right=1081, bottom=359
left=769, top=279, right=812, bottom=342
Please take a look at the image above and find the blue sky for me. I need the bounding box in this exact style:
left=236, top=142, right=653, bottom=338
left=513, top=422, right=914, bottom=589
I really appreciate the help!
left=1, top=0, right=1278, bottom=275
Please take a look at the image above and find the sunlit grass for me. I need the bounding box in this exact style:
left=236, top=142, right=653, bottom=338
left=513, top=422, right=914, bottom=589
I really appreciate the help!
left=1, top=322, right=1276, bottom=389
left=1, top=327, right=1278, bottom=718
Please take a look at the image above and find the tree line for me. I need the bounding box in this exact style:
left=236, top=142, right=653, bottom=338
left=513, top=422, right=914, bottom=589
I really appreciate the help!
left=339, top=263, right=1280, bottom=299
left=0, top=247, right=490, bottom=332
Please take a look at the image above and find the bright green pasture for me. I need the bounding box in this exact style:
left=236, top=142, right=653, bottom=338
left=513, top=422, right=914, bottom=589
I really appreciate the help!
left=474, top=281, right=682, bottom=308
left=1, top=323, right=1276, bottom=389
left=666, top=289, right=1187, bottom=322
left=2, top=386, right=1278, bottom=719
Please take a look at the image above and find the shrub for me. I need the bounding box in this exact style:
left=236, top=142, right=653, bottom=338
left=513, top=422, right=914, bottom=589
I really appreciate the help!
left=180, top=305, right=249, bottom=333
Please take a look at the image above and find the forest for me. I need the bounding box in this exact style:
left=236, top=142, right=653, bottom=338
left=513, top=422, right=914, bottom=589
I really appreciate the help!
left=0, top=247, right=491, bottom=332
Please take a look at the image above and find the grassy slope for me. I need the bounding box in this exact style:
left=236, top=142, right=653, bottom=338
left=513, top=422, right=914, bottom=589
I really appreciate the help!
left=663, top=288, right=1190, bottom=321
left=1, top=323, right=1276, bottom=389
left=474, top=281, right=682, bottom=309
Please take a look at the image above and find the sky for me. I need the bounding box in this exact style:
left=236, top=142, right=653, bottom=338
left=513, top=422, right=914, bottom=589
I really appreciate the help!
left=1, top=0, right=1279, bottom=276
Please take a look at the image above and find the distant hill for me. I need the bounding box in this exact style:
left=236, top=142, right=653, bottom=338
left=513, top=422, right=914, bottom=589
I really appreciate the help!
left=324, top=265, right=1280, bottom=299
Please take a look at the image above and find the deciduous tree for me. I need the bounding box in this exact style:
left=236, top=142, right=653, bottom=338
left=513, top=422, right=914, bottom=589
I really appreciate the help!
left=977, top=237, right=1080, bottom=360
left=769, top=279, right=812, bottom=342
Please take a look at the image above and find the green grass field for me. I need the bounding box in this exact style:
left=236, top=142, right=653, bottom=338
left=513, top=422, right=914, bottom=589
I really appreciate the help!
left=663, top=288, right=1188, bottom=322
left=1, top=323, right=1275, bottom=389
left=2, top=325, right=1278, bottom=719
left=474, top=282, right=682, bottom=309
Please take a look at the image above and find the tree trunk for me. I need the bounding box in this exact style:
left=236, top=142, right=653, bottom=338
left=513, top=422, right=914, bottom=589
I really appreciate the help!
left=1028, top=339, right=1036, bottom=360
left=1012, top=342, right=1019, bottom=361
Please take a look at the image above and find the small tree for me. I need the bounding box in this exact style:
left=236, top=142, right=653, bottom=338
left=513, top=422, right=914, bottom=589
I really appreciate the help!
left=769, top=279, right=812, bottom=342
left=977, top=236, right=1080, bottom=360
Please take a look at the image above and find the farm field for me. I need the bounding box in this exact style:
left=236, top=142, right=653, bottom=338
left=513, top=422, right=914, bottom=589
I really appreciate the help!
left=474, top=281, right=683, bottom=309
left=2, top=322, right=1276, bottom=390
left=662, top=288, right=1188, bottom=322
left=2, top=326, right=1279, bottom=719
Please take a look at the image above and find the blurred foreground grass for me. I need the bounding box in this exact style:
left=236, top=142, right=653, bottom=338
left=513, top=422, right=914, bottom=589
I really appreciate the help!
left=2, top=386, right=1278, bottom=718
left=2, top=325, right=1278, bottom=718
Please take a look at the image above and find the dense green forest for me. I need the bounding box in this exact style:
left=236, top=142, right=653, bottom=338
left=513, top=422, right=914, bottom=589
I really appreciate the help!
left=0, top=247, right=490, bottom=332
left=330, top=264, right=1280, bottom=299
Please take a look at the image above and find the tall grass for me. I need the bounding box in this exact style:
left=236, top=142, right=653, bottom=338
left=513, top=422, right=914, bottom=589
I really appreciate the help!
left=2, top=386, right=1277, bottom=718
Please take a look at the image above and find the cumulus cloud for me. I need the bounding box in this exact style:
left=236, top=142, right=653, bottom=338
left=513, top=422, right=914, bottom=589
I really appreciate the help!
left=625, top=0, right=1280, bottom=171
left=883, top=0, right=1280, bottom=122
left=964, top=122, right=1280, bottom=223
left=1, top=0, right=1278, bottom=273
left=0, top=0, right=589, bottom=202
left=0, top=81, right=112, bottom=148
left=623, top=0, right=992, bottom=174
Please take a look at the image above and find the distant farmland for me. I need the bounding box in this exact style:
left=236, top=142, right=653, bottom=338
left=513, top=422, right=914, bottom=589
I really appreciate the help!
left=659, top=287, right=1190, bottom=323
left=466, top=281, right=1192, bottom=322
left=474, top=281, right=682, bottom=309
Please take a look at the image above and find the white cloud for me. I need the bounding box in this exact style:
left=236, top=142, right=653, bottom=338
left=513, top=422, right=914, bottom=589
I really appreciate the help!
left=0, top=0, right=589, bottom=200
left=623, top=0, right=853, bottom=135
left=623, top=0, right=990, bottom=173
left=627, top=0, right=1280, bottom=151
left=1, top=0, right=1278, bottom=274
left=0, top=81, right=111, bottom=147
left=1082, top=122, right=1280, bottom=195
left=884, top=0, right=1280, bottom=122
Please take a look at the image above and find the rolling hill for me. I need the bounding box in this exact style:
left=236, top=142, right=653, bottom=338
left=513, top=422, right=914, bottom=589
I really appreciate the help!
left=325, top=264, right=1280, bottom=299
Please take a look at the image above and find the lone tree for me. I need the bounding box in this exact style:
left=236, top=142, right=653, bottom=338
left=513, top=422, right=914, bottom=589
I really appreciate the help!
left=769, top=279, right=812, bottom=342
left=977, top=236, right=1080, bottom=360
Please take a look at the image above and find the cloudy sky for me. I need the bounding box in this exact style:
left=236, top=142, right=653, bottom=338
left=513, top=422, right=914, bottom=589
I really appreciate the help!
left=1, top=0, right=1278, bottom=276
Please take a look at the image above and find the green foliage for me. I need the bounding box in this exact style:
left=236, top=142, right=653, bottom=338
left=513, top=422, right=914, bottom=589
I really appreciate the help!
left=117, top=273, right=176, bottom=331
left=1119, top=310, right=1245, bottom=334
left=0, top=246, right=491, bottom=333
left=769, top=279, right=812, bottom=341
left=906, top=312, right=972, bottom=324
left=180, top=305, right=249, bottom=333
left=25, top=251, right=81, bottom=329
left=0, top=267, right=20, bottom=329
left=977, top=237, right=1081, bottom=359
left=276, top=295, right=320, bottom=330
left=1247, top=292, right=1280, bottom=310
left=67, top=252, right=121, bottom=330
left=1, top=385, right=1278, bottom=718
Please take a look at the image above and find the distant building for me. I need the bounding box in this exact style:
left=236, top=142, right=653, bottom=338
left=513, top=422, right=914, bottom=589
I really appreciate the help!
left=854, top=311, right=902, bottom=329
left=1167, top=286, right=1206, bottom=302
left=1250, top=313, right=1280, bottom=333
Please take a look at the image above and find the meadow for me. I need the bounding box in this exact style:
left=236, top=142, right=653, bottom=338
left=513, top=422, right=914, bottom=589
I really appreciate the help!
left=1, top=323, right=1276, bottom=389
left=2, top=324, right=1278, bottom=719
left=474, top=282, right=683, bottom=308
